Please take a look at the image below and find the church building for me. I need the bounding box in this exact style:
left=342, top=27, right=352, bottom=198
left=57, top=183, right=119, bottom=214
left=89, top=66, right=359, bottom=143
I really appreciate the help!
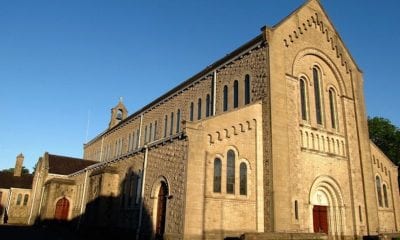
left=1, top=0, right=399, bottom=239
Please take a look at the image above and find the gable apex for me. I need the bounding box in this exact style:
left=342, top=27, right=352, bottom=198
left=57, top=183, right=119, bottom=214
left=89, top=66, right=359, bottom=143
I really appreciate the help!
left=270, top=0, right=361, bottom=73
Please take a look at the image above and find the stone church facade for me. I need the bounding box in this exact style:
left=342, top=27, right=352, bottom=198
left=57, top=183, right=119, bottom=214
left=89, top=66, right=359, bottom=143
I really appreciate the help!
left=1, top=0, right=399, bottom=239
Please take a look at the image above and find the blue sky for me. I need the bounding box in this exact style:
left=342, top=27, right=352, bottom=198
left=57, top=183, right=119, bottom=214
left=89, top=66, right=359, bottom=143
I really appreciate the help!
left=0, top=0, right=399, bottom=172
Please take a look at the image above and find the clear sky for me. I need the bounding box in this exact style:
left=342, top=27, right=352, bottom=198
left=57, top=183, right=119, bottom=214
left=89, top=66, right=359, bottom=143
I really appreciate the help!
left=0, top=0, right=399, bottom=172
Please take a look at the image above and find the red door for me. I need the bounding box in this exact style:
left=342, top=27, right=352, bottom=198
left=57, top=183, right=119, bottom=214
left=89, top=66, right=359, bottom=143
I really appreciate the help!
left=54, top=197, right=69, bottom=221
left=155, top=182, right=167, bottom=240
left=313, top=205, right=328, bottom=234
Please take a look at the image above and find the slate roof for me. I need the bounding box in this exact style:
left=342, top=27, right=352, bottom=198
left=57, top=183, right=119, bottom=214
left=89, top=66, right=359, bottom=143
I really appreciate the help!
left=48, top=154, right=98, bottom=175
left=0, top=172, right=33, bottom=189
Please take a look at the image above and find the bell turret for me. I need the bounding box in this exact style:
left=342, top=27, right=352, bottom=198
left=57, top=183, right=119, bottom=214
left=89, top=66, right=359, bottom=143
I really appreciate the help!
left=109, top=97, right=128, bottom=129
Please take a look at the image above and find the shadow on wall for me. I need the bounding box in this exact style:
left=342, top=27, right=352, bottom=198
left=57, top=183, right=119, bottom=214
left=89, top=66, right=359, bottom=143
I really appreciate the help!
left=0, top=204, right=5, bottom=223
left=1, top=171, right=156, bottom=240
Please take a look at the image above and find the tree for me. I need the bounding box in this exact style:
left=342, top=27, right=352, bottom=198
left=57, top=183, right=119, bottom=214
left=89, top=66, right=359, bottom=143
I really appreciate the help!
left=368, top=117, right=400, bottom=166
left=0, top=166, right=30, bottom=175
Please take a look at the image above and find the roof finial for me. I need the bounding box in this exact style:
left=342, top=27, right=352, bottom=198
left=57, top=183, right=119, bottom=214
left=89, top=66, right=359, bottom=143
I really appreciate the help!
left=119, top=96, right=123, bottom=103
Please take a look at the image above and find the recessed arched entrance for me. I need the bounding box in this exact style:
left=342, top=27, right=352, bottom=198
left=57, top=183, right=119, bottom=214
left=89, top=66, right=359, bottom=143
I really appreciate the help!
left=309, top=176, right=346, bottom=238
left=155, top=181, right=168, bottom=240
left=54, top=197, right=69, bottom=221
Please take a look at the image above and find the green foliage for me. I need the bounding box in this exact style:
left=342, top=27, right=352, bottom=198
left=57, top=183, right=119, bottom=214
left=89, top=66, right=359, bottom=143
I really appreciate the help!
left=0, top=166, right=30, bottom=175
left=368, top=117, right=400, bottom=166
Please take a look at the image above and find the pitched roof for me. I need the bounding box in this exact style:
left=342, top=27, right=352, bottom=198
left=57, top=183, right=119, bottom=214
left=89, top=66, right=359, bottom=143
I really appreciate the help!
left=0, top=172, right=33, bottom=189
left=48, top=154, right=98, bottom=175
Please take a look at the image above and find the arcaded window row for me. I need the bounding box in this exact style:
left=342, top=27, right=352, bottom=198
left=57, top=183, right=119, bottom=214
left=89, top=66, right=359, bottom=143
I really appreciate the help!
left=15, top=193, right=29, bottom=206
left=300, top=67, right=338, bottom=130
left=213, top=150, right=247, bottom=196
left=375, top=175, right=390, bottom=208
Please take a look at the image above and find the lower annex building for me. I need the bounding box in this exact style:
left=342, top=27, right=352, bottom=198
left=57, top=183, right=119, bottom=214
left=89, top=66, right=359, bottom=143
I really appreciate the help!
left=1, top=0, right=399, bottom=239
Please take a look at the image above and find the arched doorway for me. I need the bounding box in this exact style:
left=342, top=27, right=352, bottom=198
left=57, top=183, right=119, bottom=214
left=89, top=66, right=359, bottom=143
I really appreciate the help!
left=312, top=191, right=329, bottom=234
left=309, top=176, right=346, bottom=238
left=54, top=197, right=69, bottom=221
left=155, top=181, right=168, bottom=240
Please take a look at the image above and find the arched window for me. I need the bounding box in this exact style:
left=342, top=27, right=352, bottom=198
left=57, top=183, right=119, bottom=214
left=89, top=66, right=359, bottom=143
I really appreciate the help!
left=128, top=133, right=131, bottom=152
left=300, top=78, right=308, bottom=121
left=176, top=109, right=181, bottom=133
left=198, top=98, right=202, bottom=120
left=294, top=200, right=299, bottom=220
left=149, top=123, right=153, bottom=142
left=213, top=158, right=222, bottom=193
left=164, top=115, right=168, bottom=138
left=313, top=67, right=322, bottom=124
left=144, top=126, right=148, bottom=144
left=223, top=85, right=228, bottom=112
left=16, top=193, right=22, bottom=205
left=244, top=74, right=250, bottom=105
left=136, top=129, right=140, bottom=149
left=170, top=112, right=174, bottom=135
left=135, top=170, right=142, bottom=204
left=233, top=80, right=239, bottom=108
left=189, top=102, right=194, bottom=121
left=226, top=150, right=235, bottom=194
left=240, top=162, right=247, bottom=195
left=329, top=88, right=338, bottom=129
left=206, top=94, right=211, bottom=117
left=154, top=121, right=158, bottom=140
left=128, top=173, right=135, bottom=206
left=23, top=194, right=29, bottom=206
left=376, top=176, right=383, bottom=207
left=383, top=184, right=389, bottom=208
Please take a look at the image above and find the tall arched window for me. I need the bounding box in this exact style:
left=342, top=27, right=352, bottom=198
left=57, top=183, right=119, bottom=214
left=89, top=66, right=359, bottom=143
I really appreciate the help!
left=135, top=170, right=142, bottom=204
left=198, top=98, right=202, bottom=120
left=233, top=80, right=239, bottom=108
left=313, top=67, right=322, bottom=124
left=240, top=162, right=247, bottom=195
left=244, top=74, right=250, bottom=105
left=144, top=126, right=148, bottom=144
left=128, top=173, right=135, bottom=206
left=164, top=115, right=168, bottom=137
left=329, top=88, right=338, bottom=129
left=223, top=85, right=228, bottom=112
left=300, top=78, right=308, bottom=121
left=376, top=176, right=383, bottom=207
left=170, top=112, right=174, bottom=135
left=128, top=133, right=131, bottom=152
left=16, top=193, right=22, bottom=205
left=176, top=109, right=181, bottom=133
left=23, top=194, right=29, bottom=206
left=136, top=129, right=140, bottom=149
left=149, top=123, right=153, bottom=142
left=227, top=150, right=235, bottom=194
left=213, top=158, right=222, bottom=193
left=294, top=200, right=299, bottom=220
left=154, top=121, right=157, bottom=140
left=383, top=184, right=389, bottom=208
left=189, top=102, right=194, bottom=121
left=206, top=94, right=211, bottom=117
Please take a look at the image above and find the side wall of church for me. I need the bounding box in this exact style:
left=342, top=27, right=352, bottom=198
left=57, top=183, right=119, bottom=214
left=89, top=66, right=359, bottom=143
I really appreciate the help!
left=83, top=39, right=268, bottom=169
left=78, top=138, right=188, bottom=239
left=370, top=142, right=400, bottom=233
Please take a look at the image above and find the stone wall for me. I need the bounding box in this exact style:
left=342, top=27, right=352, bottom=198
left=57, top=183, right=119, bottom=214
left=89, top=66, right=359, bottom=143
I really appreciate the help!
left=184, top=102, right=264, bottom=239
left=370, top=142, right=400, bottom=233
